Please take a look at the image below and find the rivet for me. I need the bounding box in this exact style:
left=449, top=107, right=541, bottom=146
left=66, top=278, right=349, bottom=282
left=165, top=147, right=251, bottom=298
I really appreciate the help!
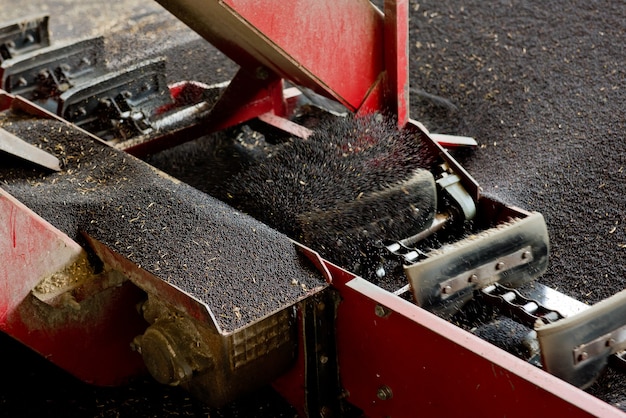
left=375, top=305, right=390, bottom=318
left=377, top=385, right=393, bottom=400
left=495, top=261, right=506, bottom=271
left=255, top=66, right=270, bottom=80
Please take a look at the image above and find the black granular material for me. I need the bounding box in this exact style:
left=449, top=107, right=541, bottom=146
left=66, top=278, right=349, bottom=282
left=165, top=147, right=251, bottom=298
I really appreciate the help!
left=0, top=115, right=324, bottom=333
left=410, top=0, right=626, bottom=306
left=297, top=169, right=436, bottom=273
left=408, top=0, right=626, bottom=406
left=212, top=115, right=436, bottom=274
left=470, top=316, right=533, bottom=359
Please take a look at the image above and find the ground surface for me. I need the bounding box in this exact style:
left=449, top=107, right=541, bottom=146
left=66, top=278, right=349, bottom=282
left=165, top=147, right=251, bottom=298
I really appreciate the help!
left=1, top=0, right=625, bottom=416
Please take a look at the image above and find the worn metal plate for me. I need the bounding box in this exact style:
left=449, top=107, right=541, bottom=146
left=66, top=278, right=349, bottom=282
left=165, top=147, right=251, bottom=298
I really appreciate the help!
left=0, top=127, right=60, bottom=171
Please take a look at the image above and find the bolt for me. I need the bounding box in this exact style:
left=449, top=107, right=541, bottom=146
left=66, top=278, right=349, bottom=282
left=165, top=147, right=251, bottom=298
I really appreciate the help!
left=606, top=338, right=616, bottom=348
left=319, top=406, right=332, bottom=418
left=577, top=352, right=589, bottom=362
left=317, top=301, right=326, bottom=312
left=441, top=285, right=453, bottom=295
left=521, top=250, right=531, bottom=260
left=139, top=325, right=195, bottom=386
left=26, top=34, right=35, bottom=43
left=17, top=77, right=28, bottom=87
left=468, top=274, right=478, bottom=284
left=319, top=355, right=329, bottom=365
left=375, top=304, right=390, bottom=318
left=377, top=385, right=393, bottom=401
left=255, top=66, right=270, bottom=80
left=495, top=261, right=506, bottom=271
left=81, top=57, right=92, bottom=66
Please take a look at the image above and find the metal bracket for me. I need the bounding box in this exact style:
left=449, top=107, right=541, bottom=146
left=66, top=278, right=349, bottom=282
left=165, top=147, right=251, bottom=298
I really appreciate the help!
left=573, top=324, right=626, bottom=366
left=440, top=246, right=533, bottom=300
left=405, top=213, right=549, bottom=317
left=59, top=58, right=173, bottom=140
left=537, top=286, right=626, bottom=388
left=0, top=127, right=60, bottom=171
left=0, top=15, right=50, bottom=62
left=0, top=37, right=105, bottom=112
left=436, top=162, right=476, bottom=221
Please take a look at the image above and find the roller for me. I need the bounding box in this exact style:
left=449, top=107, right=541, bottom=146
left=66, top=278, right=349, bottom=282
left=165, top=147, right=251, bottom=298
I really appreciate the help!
left=218, top=114, right=437, bottom=273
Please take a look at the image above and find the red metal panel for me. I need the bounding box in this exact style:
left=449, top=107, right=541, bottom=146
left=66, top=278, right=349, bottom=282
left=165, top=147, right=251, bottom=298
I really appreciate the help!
left=0, top=90, right=12, bottom=110
left=221, top=0, right=384, bottom=111
left=0, top=188, right=147, bottom=385
left=155, top=0, right=384, bottom=112
left=4, top=281, right=147, bottom=386
left=384, top=0, right=410, bottom=128
left=332, top=273, right=623, bottom=417
left=0, top=188, right=82, bottom=320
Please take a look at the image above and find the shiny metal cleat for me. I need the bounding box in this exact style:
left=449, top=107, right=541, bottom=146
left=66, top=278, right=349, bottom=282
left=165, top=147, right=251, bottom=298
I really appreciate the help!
left=537, top=287, right=626, bottom=389
left=405, top=212, right=549, bottom=317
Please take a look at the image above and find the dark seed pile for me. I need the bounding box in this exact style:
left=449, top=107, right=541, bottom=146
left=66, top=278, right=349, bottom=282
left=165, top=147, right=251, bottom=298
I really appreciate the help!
left=409, top=0, right=626, bottom=407
left=208, top=115, right=436, bottom=275
left=410, top=0, right=626, bottom=306
left=0, top=115, right=324, bottom=333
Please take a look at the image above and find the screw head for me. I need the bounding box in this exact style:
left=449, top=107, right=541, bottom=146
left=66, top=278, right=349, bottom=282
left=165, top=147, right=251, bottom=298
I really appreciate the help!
left=375, top=305, right=390, bottom=318
left=255, top=66, right=270, bottom=80
left=377, top=385, right=393, bottom=400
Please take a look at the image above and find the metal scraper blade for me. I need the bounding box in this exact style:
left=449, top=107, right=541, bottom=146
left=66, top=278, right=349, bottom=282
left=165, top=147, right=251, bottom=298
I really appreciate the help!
left=405, top=212, right=550, bottom=317
left=0, top=128, right=61, bottom=171
left=536, top=287, right=626, bottom=388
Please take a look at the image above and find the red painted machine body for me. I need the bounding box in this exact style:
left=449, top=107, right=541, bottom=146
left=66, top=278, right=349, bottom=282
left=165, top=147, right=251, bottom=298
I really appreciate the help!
left=0, top=0, right=624, bottom=416
left=0, top=186, right=147, bottom=386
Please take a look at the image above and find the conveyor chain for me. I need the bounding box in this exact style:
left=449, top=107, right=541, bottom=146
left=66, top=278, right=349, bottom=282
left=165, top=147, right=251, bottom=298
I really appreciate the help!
left=479, top=283, right=564, bottom=327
